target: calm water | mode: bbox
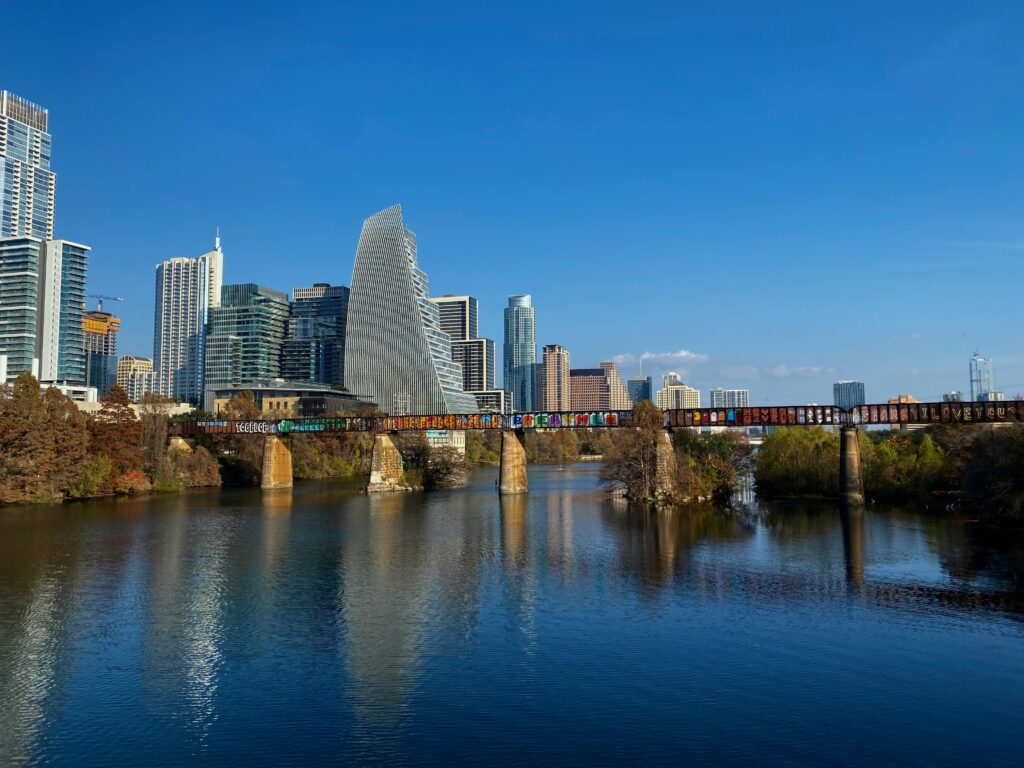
[1,465,1023,767]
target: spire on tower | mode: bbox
[215,227,221,251]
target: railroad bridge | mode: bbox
[169,400,1024,503]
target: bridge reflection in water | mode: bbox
[0,468,1022,764]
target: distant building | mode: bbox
[0,236,89,384]
[452,337,495,392]
[39,382,96,403]
[472,389,509,414]
[425,429,467,455]
[888,394,918,404]
[204,379,370,417]
[0,91,55,240]
[833,380,866,412]
[83,310,120,395]
[570,361,631,410]
[344,205,477,414]
[205,283,289,388]
[662,371,683,389]
[627,376,652,404]
[117,355,155,403]
[657,382,700,410]
[942,391,963,402]
[153,236,223,404]
[709,388,749,409]
[281,283,349,388]
[539,344,571,411]
[504,294,537,412]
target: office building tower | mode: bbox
[451,337,495,392]
[968,353,1004,401]
[280,283,349,387]
[628,376,653,404]
[152,236,223,404]
[663,371,683,389]
[570,361,631,411]
[504,294,537,412]
[472,389,509,414]
[942,391,964,402]
[0,236,88,384]
[0,91,55,240]
[833,380,866,412]
[429,295,478,342]
[657,382,701,410]
[539,344,571,411]
[205,283,289,387]
[117,355,155,402]
[709,388,749,409]
[83,309,119,395]
[344,205,478,414]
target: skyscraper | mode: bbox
[709,388,749,409]
[117,355,155,403]
[570,361,630,410]
[656,382,700,409]
[833,380,865,412]
[205,283,289,387]
[281,283,349,387]
[83,309,120,395]
[152,236,223,403]
[0,236,89,384]
[504,294,536,412]
[0,91,55,240]
[539,344,571,411]
[969,353,1004,401]
[627,376,653,404]
[663,371,683,389]
[344,205,478,414]
[429,295,478,341]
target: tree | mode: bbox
[86,385,146,494]
[210,391,265,485]
[602,400,666,502]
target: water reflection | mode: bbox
[0,470,1022,765]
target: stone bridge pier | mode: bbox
[655,429,678,502]
[262,434,293,489]
[839,426,865,507]
[499,429,528,494]
[367,433,415,493]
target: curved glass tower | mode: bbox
[345,205,478,415]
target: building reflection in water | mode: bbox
[546,489,574,576]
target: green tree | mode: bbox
[86,385,146,495]
[602,400,666,501]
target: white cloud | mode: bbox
[769,365,834,379]
[611,349,709,367]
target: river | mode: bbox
[0,464,1022,766]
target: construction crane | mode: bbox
[87,294,124,313]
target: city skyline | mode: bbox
[3,4,1023,403]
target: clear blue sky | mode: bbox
[5,1,1023,403]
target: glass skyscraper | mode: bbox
[628,376,653,404]
[205,283,289,387]
[345,205,478,415]
[0,91,55,240]
[833,380,866,412]
[83,309,120,395]
[709,388,749,408]
[503,294,536,412]
[281,283,349,387]
[153,237,223,404]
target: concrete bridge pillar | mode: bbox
[499,429,528,494]
[839,426,865,507]
[654,429,678,502]
[367,434,413,493]
[261,434,293,490]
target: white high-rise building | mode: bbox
[657,382,700,409]
[0,91,56,240]
[152,235,223,404]
[709,388,749,409]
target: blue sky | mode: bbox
[4,1,1023,403]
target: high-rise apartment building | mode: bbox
[628,376,653,404]
[344,205,478,414]
[709,388,749,409]
[152,237,223,404]
[281,283,349,387]
[429,295,478,342]
[0,236,88,384]
[205,283,289,387]
[0,91,55,240]
[833,380,866,412]
[657,382,700,410]
[504,294,536,412]
[539,344,571,411]
[663,371,683,389]
[83,309,119,395]
[569,361,630,411]
[451,338,495,392]
[116,355,155,402]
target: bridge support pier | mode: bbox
[499,429,528,494]
[654,429,678,503]
[839,426,865,507]
[367,434,414,493]
[261,434,293,490]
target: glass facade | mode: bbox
[833,380,866,411]
[628,376,652,404]
[205,283,289,387]
[344,205,478,415]
[0,237,41,381]
[709,387,749,409]
[83,310,119,395]
[281,283,349,387]
[0,91,55,240]
[503,294,536,412]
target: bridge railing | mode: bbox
[168,401,1024,437]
